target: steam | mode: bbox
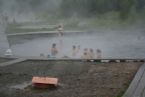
[0,0,62,23]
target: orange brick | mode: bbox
[32,76,58,86]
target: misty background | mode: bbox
[0,0,144,25]
[0,0,145,58]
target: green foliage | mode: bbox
[118,0,134,19]
[0,0,144,20]
[60,0,145,19]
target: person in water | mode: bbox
[51,43,58,57]
[57,24,64,48]
[84,48,89,55]
[88,48,95,59]
[81,52,89,59]
[81,48,89,59]
[72,45,77,58]
[96,49,102,59]
[57,24,64,37]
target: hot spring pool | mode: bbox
[10,30,145,59]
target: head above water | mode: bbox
[58,24,63,28]
[96,49,101,53]
[52,43,56,48]
[72,45,76,49]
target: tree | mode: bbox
[118,0,134,19]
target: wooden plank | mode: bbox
[132,67,145,97]
[0,58,26,67]
[123,63,145,97]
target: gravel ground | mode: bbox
[0,60,142,97]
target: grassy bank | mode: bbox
[5,11,145,34]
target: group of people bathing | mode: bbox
[40,24,102,59]
[48,43,102,59]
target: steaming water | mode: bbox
[11,30,145,59]
[0,24,10,55]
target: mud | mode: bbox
[0,60,142,97]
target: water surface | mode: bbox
[11,30,145,58]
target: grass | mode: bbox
[6,27,56,33]
[5,11,145,34]
[5,23,57,34]
[60,11,145,30]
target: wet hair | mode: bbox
[97,49,101,53]
[72,45,76,49]
[52,43,56,47]
[58,24,62,28]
